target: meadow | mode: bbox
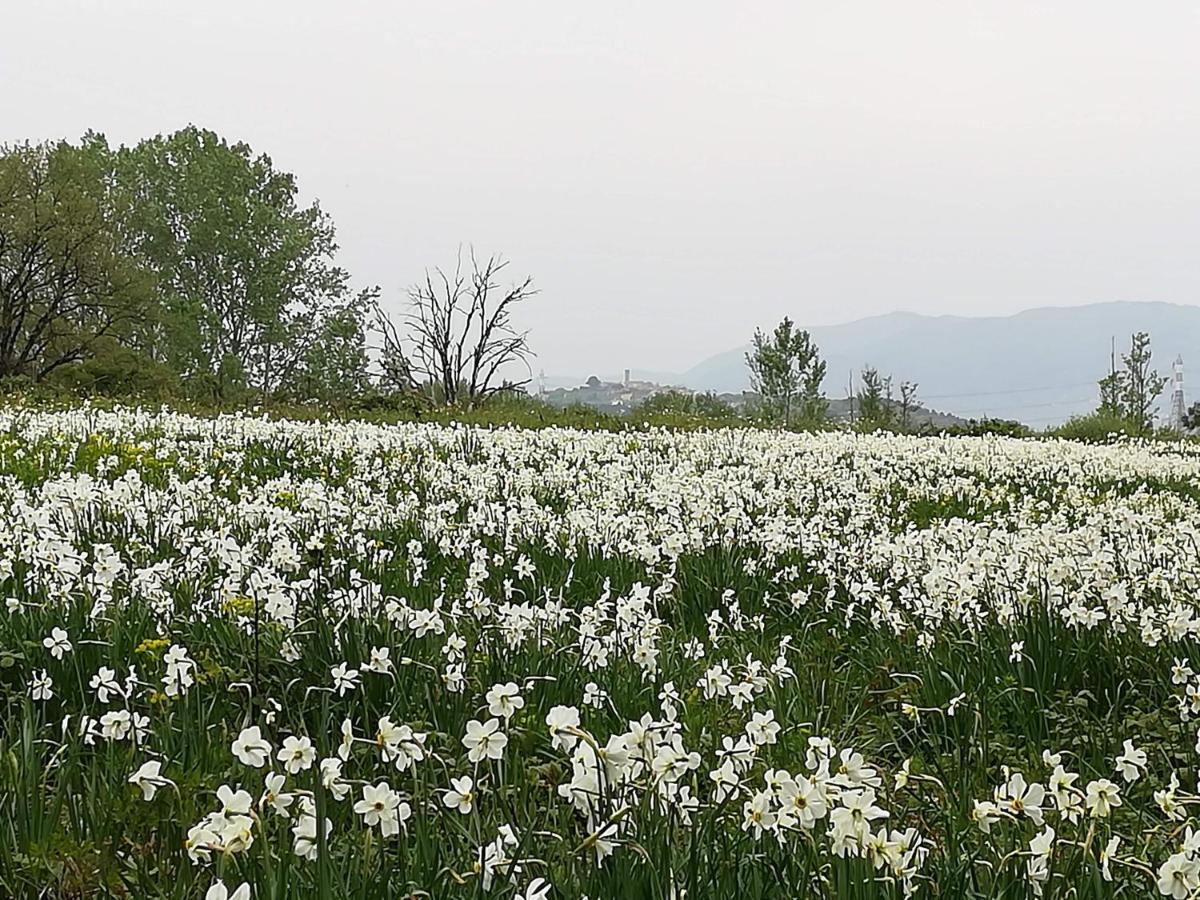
[2,408,1200,899]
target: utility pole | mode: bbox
[847,370,856,425]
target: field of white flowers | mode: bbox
[4,409,1200,898]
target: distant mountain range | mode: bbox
[551,302,1200,425]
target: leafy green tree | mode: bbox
[856,366,896,430]
[114,126,364,396]
[745,317,827,424]
[294,290,376,402]
[0,140,153,379]
[1119,332,1166,435]
[1094,332,1166,435]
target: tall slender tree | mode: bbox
[1119,331,1166,435]
[745,317,827,424]
[856,366,895,430]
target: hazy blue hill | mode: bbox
[680,302,1200,424]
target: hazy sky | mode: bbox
[4,1,1199,376]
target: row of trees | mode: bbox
[0,128,536,405]
[744,316,922,431]
[747,322,1189,437]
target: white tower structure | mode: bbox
[1170,355,1186,430]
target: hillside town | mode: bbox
[538,370,970,427]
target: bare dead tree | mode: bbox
[375,248,536,406]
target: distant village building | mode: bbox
[543,373,680,413]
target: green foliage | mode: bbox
[288,289,378,405]
[855,366,896,431]
[1048,411,1140,442]
[1182,401,1200,432]
[44,337,178,399]
[113,126,366,397]
[0,138,154,379]
[929,417,1032,438]
[1094,332,1167,435]
[1,128,386,404]
[744,317,827,425]
[633,390,739,424]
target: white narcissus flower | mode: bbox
[292,809,332,861]
[583,682,607,709]
[205,882,251,900]
[89,666,122,703]
[1029,824,1054,858]
[462,718,508,763]
[745,709,780,746]
[1100,835,1119,882]
[485,682,525,720]
[1115,738,1147,783]
[546,706,580,752]
[232,725,272,768]
[1156,773,1184,821]
[971,800,1000,834]
[741,789,777,838]
[517,878,552,900]
[320,757,351,801]
[443,775,475,814]
[366,646,393,674]
[30,669,53,702]
[330,662,360,696]
[43,627,72,660]
[1084,779,1122,818]
[217,784,254,816]
[995,771,1046,825]
[278,735,317,774]
[128,759,172,801]
[280,640,302,663]
[1159,852,1200,899]
[162,645,195,697]
[337,717,355,761]
[709,758,740,803]
[779,774,828,830]
[261,772,294,818]
[353,781,410,837]
[99,710,132,741]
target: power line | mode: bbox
[950,396,1095,414]
[919,381,1098,401]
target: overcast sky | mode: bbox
[4,1,1199,376]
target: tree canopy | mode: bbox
[0,139,153,379]
[745,317,827,424]
[0,127,539,407]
